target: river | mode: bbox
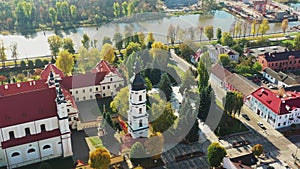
[0,10,299,59]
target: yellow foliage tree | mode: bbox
[88,147,111,169]
[100,43,115,64]
[56,50,74,75]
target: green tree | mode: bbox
[145,77,153,90]
[235,64,251,75]
[60,1,69,21]
[221,32,234,47]
[113,2,121,18]
[0,41,6,68]
[198,59,209,91]
[121,2,128,16]
[100,43,115,64]
[144,132,164,159]
[126,42,141,57]
[207,142,227,168]
[294,34,300,50]
[204,25,214,41]
[35,59,44,68]
[15,1,34,29]
[17,73,25,82]
[198,85,212,120]
[48,35,62,57]
[180,69,196,94]
[258,18,270,37]
[82,33,90,49]
[151,102,177,132]
[216,28,222,42]
[70,5,77,20]
[232,44,243,56]
[224,91,244,116]
[20,60,26,68]
[252,62,262,72]
[56,50,74,75]
[130,142,146,166]
[102,36,112,45]
[48,7,57,27]
[218,54,230,67]
[28,60,34,69]
[77,47,101,72]
[251,19,258,36]
[110,87,129,118]
[113,32,123,54]
[88,147,111,169]
[127,1,134,16]
[252,144,264,157]
[281,18,289,34]
[62,38,75,54]
[0,76,7,84]
[159,73,172,101]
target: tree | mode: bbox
[0,41,6,68]
[187,27,196,40]
[100,43,115,64]
[251,19,258,36]
[35,59,44,68]
[281,19,289,34]
[151,102,177,133]
[180,69,196,94]
[221,32,234,47]
[28,60,34,69]
[88,147,111,169]
[258,19,270,37]
[252,144,264,157]
[56,50,74,75]
[10,42,18,67]
[235,64,251,75]
[113,2,121,18]
[158,73,172,101]
[20,60,26,68]
[145,77,153,90]
[63,38,75,54]
[102,36,112,45]
[198,60,209,92]
[17,73,25,82]
[294,34,300,50]
[207,142,227,168]
[82,33,90,49]
[204,26,214,41]
[216,28,222,42]
[147,32,155,48]
[48,35,62,57]
[130,142,146,166]
[110,87,129,118]
[144,132,164,159]
[0,76,7,84]
[218,54,230,67]
[113,32,123,54]
[224,91,244,116]
[121,2,128,16]
[197,26,204,42]
[125,42,141,57]
[198,85,212,120]
[252,62,262,72]
[232,44,243,56]
[77,47,101,72]
[49,7,57,27]
[167,24,176,44]
[70,5,77,20]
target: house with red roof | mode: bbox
[210,63,232,88]
[248,87,300,129]
[0,60,124,168]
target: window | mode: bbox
[70,91,72,94]
[283,122,286,125]
[90,88,92,92]
[9,131,15,139]
[96,87,98,91]
[83,96,86,100]
[110,78,113,81]
[275,63,278,66]
[83,89,85,93]
[90,95,93,99]
[43,145,51,149]
[114,84,116,88]
[41,124,46,132]
[76,98,79,101]
[25,128,31,136]
[67,109,70,112]
[103,86,105,90]
[75,91,78,94]
[139,119,143,127]
[139,95,142,101]
[103,93,105,97]
[108,86,110,89]
[278,123,281,126]
[11,152,20,157]
[139,108,142,114]
[27,149,36,153]
[73,117,77,120]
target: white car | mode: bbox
[257,122,266,130]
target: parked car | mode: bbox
[242,114,250,121]
[257,122,266,130]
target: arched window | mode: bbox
[139,119,143,127]
[43,145,51,149]
[139,95,142,101]
[27,148,36,153]
[139,108,142,114]
[11,152,20,157]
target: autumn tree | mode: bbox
[147,32,155,48]
[82,33,90,49]
[0,41,6,68]
[125,42,141,57]
[221,32,234,47]
[48,35,62,57]
[0,76,7,84]
[110,87,129,118]
[56,50,74,75]
[252,144,264,157]
[207,142,227,168]
[294,34,300,50]
[100,43,115,64]
[251,19,258,36]
[204,25,214,41]
[259,18,270,37]
[113,2,121,18]
[77,47,101,72]
[88,147,111,169]
[281,19,289,34]
[62,38,75,54]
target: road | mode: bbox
[171,50,300,168]
[170,49,196,72]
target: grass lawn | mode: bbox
[88,136,104,148]
[214,112,249,137]
[16,157,74,169]
[168,63,185,80]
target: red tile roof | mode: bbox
[210,64,232,81]
[91,60,122,77]
[61,72,106,89]
[0,88,58,128]
[40,64,65,79]
[252,87,300,115]
[1,129,61,149]
[0,79,48,96]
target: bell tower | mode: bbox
[127,62,149,139]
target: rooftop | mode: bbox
[210,63,232,81]
[261,50,300,62]
[246,46,286,57]
[227,73,259,96]
[263,67,297,85]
